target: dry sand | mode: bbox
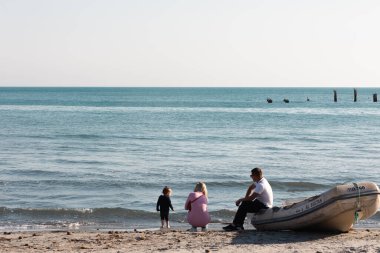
[1,228,379,253]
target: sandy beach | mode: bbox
[1,228,379,253]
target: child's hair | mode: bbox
[194,182,208,198]
[162,186,172,196]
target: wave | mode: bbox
[0,207,160,226]
[270,181,330,192]
[3,206,377,221]
[119,180,330,191]
[204,180,332,192]
[1,207,378,230]
[54,159,109,165]
[204,181,252,188]
[2,178,332,192]
[55,134,104,140]
[0,207,235,224]
[1,105,380,116]
[199,180,334,193]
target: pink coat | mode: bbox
[184,192,211,227]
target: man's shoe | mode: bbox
[222,224,235,231]
[222,224,244,231]
[236,226,244,231]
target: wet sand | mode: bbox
[1,228,380,252]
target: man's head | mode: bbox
[250,167,263,182]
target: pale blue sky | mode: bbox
[1,0,380,87]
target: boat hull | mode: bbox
[251,182,380,232]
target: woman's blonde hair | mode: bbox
[194,182,208,198]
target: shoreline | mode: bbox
[1,220,378,233]
[1,228,379,252]
[0,222,229,233]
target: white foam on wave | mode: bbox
[1,105,380,116]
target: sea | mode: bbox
[1,87,380,231]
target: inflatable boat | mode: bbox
[251,182,380,232]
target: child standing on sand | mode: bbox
[156,186,174,228]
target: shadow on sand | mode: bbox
[230,230,340,245]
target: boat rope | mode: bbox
[353,182,361,223]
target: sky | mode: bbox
[1,0,380,87]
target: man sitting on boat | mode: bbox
[223,167,273,231]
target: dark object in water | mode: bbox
[283,99,289,103]
[307,97,310,102]
[333,90,337,102]
[267,98,273,103]
[354,88,357,102]
[373,93,377,102]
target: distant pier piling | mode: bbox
[262,89,378,104]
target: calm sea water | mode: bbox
[0,87,379,230]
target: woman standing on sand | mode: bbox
[184,182,211,232]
